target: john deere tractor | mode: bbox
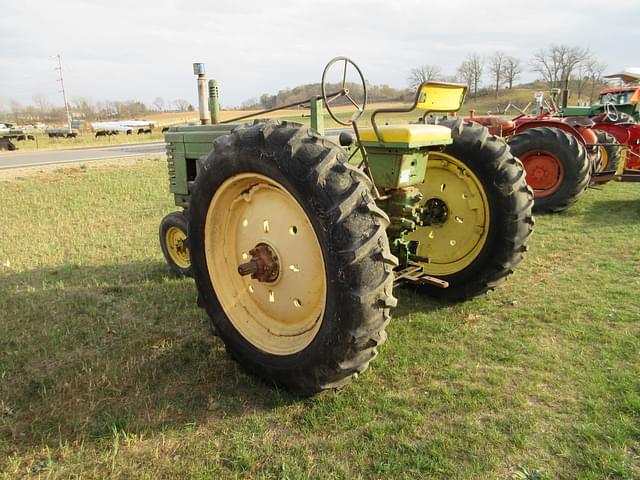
[160,58,533,395]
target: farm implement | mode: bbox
[561,83,640,181]
[159,58,533,394]
[465,83,640,212]
[0,123,35,151]
[466,112,595,212]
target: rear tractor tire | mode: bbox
[188,121,396,395]
[159,211,192,277]
[406,119,534,301]
[594,130,622,176]
[507,127,590,213]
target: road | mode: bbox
[0,142,166,170]
[0,128,350,170]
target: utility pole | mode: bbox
[54,54,72,131]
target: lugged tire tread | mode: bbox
[188,120,396,395]
[508,126,590,213]
[416,120,534,301]
[594,130,622,179]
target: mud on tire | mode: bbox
[188,121,397,395]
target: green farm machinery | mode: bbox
[0,123,35,151]
[159,58,533,394]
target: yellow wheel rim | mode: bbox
[598,145,609,172]
[204,173,327,355]
[407,152,490,276]
[166,226,191,269]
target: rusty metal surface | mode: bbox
[393,263,449,289]
[237,243,280,283]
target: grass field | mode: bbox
[1,158,639,479]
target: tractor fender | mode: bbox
[463,115,517,137]
[514,120,589,146]
[594,122,640,170]
[593,123,632,145]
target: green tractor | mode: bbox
[160,58,533,395]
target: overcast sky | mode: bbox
[1,0,638,109]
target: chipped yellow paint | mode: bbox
[204,173,326,355]
[407,152,490,276]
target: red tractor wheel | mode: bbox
[519,149,564,197]
[508,127,590,213]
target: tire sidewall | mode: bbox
[509,127,588,211]
[189,133,354,376]
[432,129,515,289]
[159,211,192,277]
[595,130,621,173]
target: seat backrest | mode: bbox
[367,81,467,142]
[415,82,467,113]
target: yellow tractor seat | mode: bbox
[358,123,452,147]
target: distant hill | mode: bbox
[239,82,556,117]
[238,82,414,110]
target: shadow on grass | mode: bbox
[0,261,298,452]
[394,286,458,315]
[0,260,454,453]
[584,198,640,225]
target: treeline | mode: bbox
[242,43,613,110]
[0,96,195,125]
[2,43,616,125]
[409,44,609,103]
[239,82,414,110]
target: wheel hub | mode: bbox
[166,226,190,268]
[205,173,327,355]
[521,151,563,195]
[405,154,490,276]
[238,242,280,283]
[422,198,449,226]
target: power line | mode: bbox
[54,54,72,131]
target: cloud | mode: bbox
[0,0,638,108]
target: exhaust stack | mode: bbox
[193,63,210,125]
[209,79,220,124]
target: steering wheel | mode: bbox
[604,102,619,123]
[321,57,367,126]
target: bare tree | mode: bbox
[408,64,443,89]
[573,62,588,101]
[488,51,506,98]
[587,60,607,104]
[457,53,483,97]
[153,97,166,112]
[71,96,95,120]
[173,99,191,112]
[240,97,258,109]
[531,44,592,89]
[104,101,119,118]
[32,94,50,120]
[95,101,115,119]
[9,100,22,124]
[457,62,473,90]
[503,56,522,89]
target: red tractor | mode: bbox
[465,112,599,212]
[562,82,640,179]
[594,118,640,173]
